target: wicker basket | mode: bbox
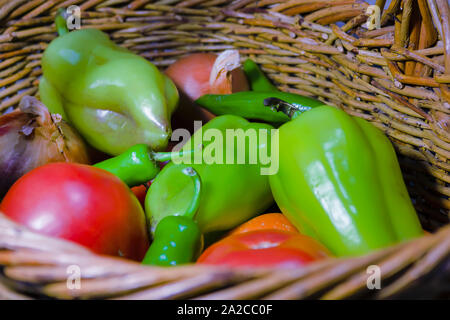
[0,0,449,300]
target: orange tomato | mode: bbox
[229,213,298,236]
[197,230,330,268]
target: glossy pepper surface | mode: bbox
[95,146,203,266]
[142,166,203,266]
[146,115,275,234]
[195,59,326,124]
[93,144,193,187]
[39,12,178,155]
[195,91,323,124]
[142,216,203,266]
[267,104,423,256]
[242,59,278,92]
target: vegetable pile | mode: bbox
[0,11,425,268]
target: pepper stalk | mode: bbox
[263,97,312,120]
[55,8,69,36]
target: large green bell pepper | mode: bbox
[146,115,275,234]
[266,103,424,256]
[39,11,178,155]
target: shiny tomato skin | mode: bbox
[197,230,330,268]
[131,184,148,209]
[229,213,298,236]
[206,247,315,268]
[1,162,149,260]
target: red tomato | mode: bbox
[131,185,148,209]
[131,158,169,209]
[197,230,330,268]
[1,163,149,260]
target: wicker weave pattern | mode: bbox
[0,0,449,227]
[0,0,449,299]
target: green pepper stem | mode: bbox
[94,144,159,187]
[153,149,196,162]
[263,97,311,120]
[243,59,278,92]
[180,166,202,220]
[55,8,69,36]
[94,144,200,187]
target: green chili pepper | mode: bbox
[39,10,178,155]
[243,59,278,92]
[95,148,203,266]
[196,59,325,123]
[142,215,203,266]
[264,100,424,256]
[146,115,275,235]
[195,91,325,124]
[93,144,194,187]
[142,166,203,266]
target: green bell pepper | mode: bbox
[265,101,424,256]
[39,11,178,155]
[146,115,275,235]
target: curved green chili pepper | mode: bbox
[93,144,195,187]
[96,153,204,266]
[243,59,278,92]
[142,166,203,267]
[142,215,203,267]
[195,91,325,124]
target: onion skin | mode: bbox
[166,51,249,132]
[0,96,89,197]
[166,53,217,102]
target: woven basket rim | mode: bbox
[1,212,449,300]
[0,0,449,299]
